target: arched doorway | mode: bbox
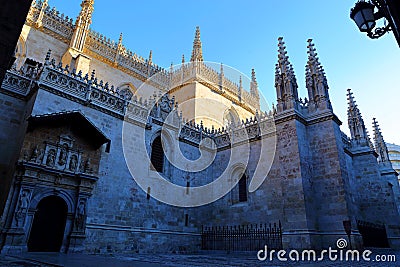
[28,196,68,252]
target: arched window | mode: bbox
[238,174,247,202]
[117,83,135,100]
[223,108,239,127]
[14,36,27,69]
[150,136,164,173]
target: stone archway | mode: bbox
[27,195,68,252]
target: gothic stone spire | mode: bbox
[238,76,242,102]
[70,0,94,52]
[373,118,391,164]
[190,26,203,62]
[275,37,299,113]
[347,89,369,146]
[250,68,259,99]
[148,50,153,64]
[305,39,332,111]
[34,0,49,28]
[118,32,123,47]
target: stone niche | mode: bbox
[1,111,109,254]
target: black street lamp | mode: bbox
[350,0,400,46]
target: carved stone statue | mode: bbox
[75,200,86,231]
[84,158,92,173]
[29,145,39,162]
[159,96,172,113]
[14,189,31,227]
[58,145,68,166]
[79,159,85,173]
[46,149,56,167]
[19,190,30,211]
[69,155,78,171]
[37,148,44,164]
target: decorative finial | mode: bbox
[250,68,259,99]
[149,50,153,64]
[70,0,95,51]
[251,68,257,83]
[306,38,327,83]
[347,89,367,142]
[277,37,289,70]
[305,39,331,111]
[182,54,185,64]
[347,88,357,112]
[238,76,242,101]
[190,26,203,62]
[366,129,375,151]
[373,118,391,164]
[90,69,96,81]
[118,32,123,45]
[274,37,299,113]
[276,37,296,81]
[44,49,52,65]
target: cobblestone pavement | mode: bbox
[1,249,400,267]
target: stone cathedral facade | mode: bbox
[1,0,400,254]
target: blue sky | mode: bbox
[50,0,400,144]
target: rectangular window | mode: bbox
[238,175,247,202]
[147,187,151,200]
[186,181,190,195]
[185,214,189,227]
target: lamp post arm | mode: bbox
[367,24,391,38]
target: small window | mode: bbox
[147,187,151,200]
[185,214,189,227]
[105,141,111,153]
[238,174,247,202]
[150,136,164,173]
[186,181,190,195]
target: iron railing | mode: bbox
[201,221,282,251]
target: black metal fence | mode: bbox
[201,221,283,251]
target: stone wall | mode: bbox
[0,88,37,235]
[305,118,352,248]
[27,88,204,253]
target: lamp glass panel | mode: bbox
[361,7,375,31]
[354,11,365,28]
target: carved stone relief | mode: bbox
[14,189,32,227]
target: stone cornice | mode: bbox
[17,161,99,183]
[274,108,342,127]
[0,70,38,100]
[347,146,378,158]
[306,111,342,126]
[274,109,307,125]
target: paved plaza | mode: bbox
[1,249,400,267]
